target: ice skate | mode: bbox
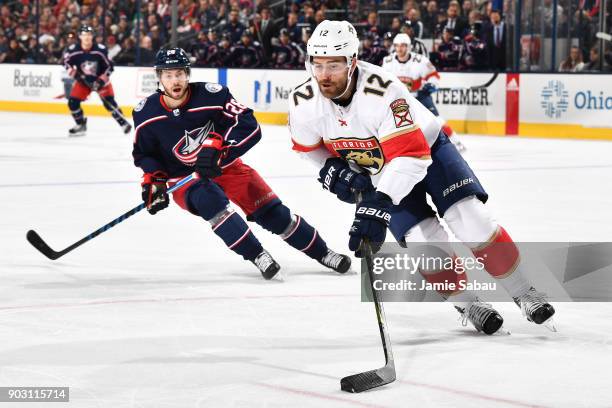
[318,248,352,274]
[253,250,282,281]
[513,287,556,331]
[68,119,87,137]
[456,300,506,335]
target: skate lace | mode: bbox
[460,301,494,329]
[321,250,343,269]
[254,251,274,271]
[516,289,548,318]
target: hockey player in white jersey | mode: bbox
[382,33,465,152]
[288,20,556,334]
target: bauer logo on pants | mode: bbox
[327,137,385,175]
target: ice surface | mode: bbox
[1,112,612,407]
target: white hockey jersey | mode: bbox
[288,61,442,204]
[382,52,440,95]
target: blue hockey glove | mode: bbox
[318,158,374,204]
[348,192,392,257]
[421,82,437,95]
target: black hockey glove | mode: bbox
[141,171,169,215]
[318,158,374,204]
[348,192,393,257]
[195,132,225,179]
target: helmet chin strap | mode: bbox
[332,57,356,100]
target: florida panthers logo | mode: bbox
[80,60,98,76]
[172,121,215,165]
[328,137,385,175]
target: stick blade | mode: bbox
[340,366,396,393]
[26,230,61,260]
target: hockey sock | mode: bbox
[280,214,327,260]
[471,226,532,298]
[68,97,85,125]
[210,207,263,262]
[252,203,327,260]
[101,96,127,126]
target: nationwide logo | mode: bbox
[540,80,569,118]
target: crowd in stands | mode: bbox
[0,0,610,71]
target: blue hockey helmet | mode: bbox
[154,48,191,75]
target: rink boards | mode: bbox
[1,63,611,140]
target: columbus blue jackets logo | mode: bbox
[80,60,98,76]
[172,121,215,165]
[328,137,385,175]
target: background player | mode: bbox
[382,33,465,152]
[63,25,131,137]
[133,48,351,280]
[288,20,555,333]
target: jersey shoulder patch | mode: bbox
[205,82,223,93]
[134,97,147,112]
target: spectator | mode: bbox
[559,46,585,72]
[462,21,488,71]
[191,30,209,66]
[441,0,468,37]
[432,26,462,70]
[114,36,135,65]
[285,12,301,44]
[402,21,429,56]
[421,0,439,37]
[484,9,506,70]
[257,6,278,62]
[139,35,156,65]
[221,8,246,44]
[107,35,121,60]
[585,46,609,71]
[364,11,382,36]
[358,32,388,65]
[271,28,298,69]
[226,31,262,68]
[388,17,402,38]
[0,33,10,63]
[404,8,424,38]
[4,38,26,63]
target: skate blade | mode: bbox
[68,132,86,137]
[542,318,557,332]
[272,269,286,282]
[494,325,511,336]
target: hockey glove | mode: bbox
[141,171,169,215]
[419,83,437,96]
[195,132,225,179]
[318,158,374,204]
[348,192,392,257]
[91,78,105,91]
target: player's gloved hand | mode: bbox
[195,132,225,179]
[91,78,105,91]
[420,83,437,95]
[141,171,169,215]
[348,192,393,257]
[318,158,374,204]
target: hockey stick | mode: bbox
[596,32,612,42]
[340,193,396,393]
[437,71,499,92]
[26,173,195,260]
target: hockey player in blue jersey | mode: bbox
[132,48,351,279]
[63,25,131,137]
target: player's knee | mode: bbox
[68,97,81,111]
[251,202,292,234]
[404,217,454,255]
[187,181,230,221]
[444,196,497,245]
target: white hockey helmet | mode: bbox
[393,33,411,46]
[307,20,360,64]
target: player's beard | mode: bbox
[317,76,349,99]
[164,81,188,101]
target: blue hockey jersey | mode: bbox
[63,42,113,84]
[132,82,262,177]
